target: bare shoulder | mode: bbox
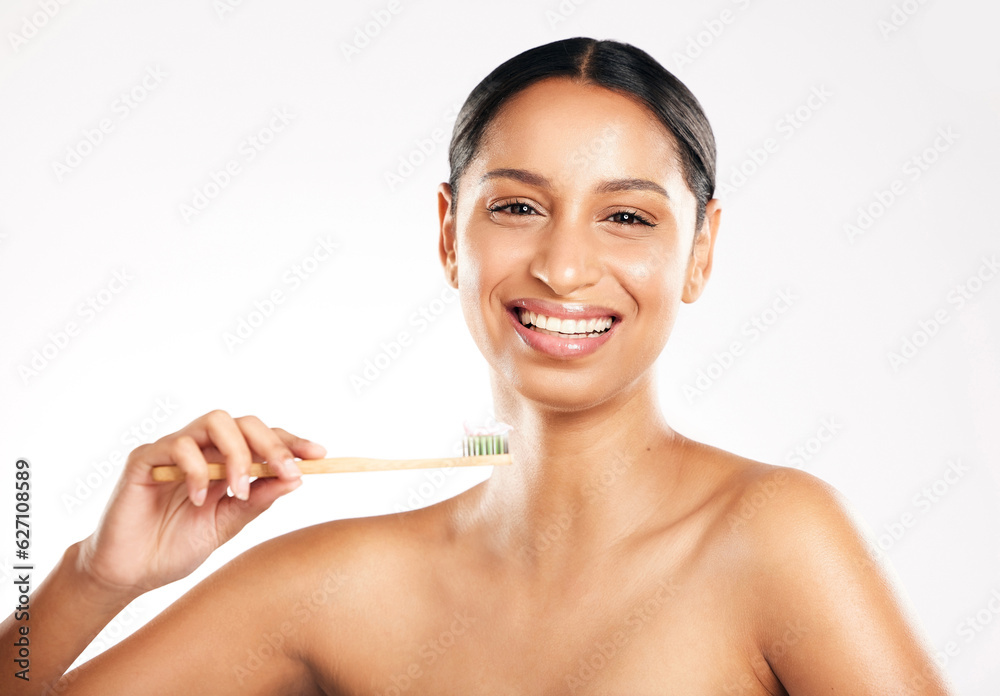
[714,453,857,539]
[255,505,436,578]
[693,442,955,695]
[699,445,896,618]
[675,437,861,536]
[249,503,445,617]
[243,505,451,675]
[61,509,442,695]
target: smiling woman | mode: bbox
[1,37,957,696]
[440,67,718,403]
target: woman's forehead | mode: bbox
[471,78,684,192]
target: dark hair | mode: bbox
[447,37,717,230]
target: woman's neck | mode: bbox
[470,369,690,577]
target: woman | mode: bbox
[3,37,954,695]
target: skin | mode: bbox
[1,77,956,695]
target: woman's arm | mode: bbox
[54,530,329,696]
[0,540,139,691]
[0,410,322,695]
[749,468,956,695]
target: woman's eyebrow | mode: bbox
[594,177,669,199]
[479,168,669,199]
[479,168,550,188]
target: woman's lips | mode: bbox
[507,297,620,321]
[505,305,619,359]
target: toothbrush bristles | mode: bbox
[462,433,509,457]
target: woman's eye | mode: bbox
[487,201,654,227]
[608,210,654,227]
[489,201,537,216]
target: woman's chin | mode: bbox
[495,368,635,414]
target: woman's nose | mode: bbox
[527,216,602,296]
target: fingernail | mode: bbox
[283,458,301,478]
[236,474,250,501]
[192,487,207,507]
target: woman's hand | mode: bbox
[76,410,325,598]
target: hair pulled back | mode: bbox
[447,37,717,229]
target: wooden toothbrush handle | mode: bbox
[150,454,512,482]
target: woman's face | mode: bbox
[438,77,719,411]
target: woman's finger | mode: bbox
[271,427,327,460]
[182,410,254,501]
[129,412,324,499]
[167,435,212,506]
[234,415,299,480]
[200,429,325,465]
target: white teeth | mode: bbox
[516,308,614,336]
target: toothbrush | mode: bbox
[150,432,511,482]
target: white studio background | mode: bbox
[1,0,998,690]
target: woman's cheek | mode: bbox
[616,247,684,334]
[457,252,483,319]
[456,238,500,349]
[618,239,679,285]
[621,258,654,282]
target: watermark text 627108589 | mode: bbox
[12,458,33,682]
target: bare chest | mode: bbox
[316,558,784,696]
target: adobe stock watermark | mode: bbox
[17,267,134,385]
[80,603,147,660]
[232,569,349,685]
[910,585,1000,691]
[384,102,460,193]
[922,583,1000,678]
[7,0,72,53]
[722,619,808,695]
[179,106,295,224]
[61,397,179,514]
[213,0,247,20]
[844,126,959,244]
[517,449,637,562]
[340,0,402,63]
[378,610,476,696]
[887,254,998,372]
[52,65,167,182]
[682,287,798,404]
[716,84,832,198]
[871,458,969,558]
[183,454,311,556]
[565,577,681,693]
[49,601,150,694]
[392,467,458,513]
[392,436,464,513]
[784,417,843,470]
[671,0,755,71]
[725,467,791,532]
[877,0,931,39]
[544,0,591,30]
[350,283,458,394]
[538,122,625,194]
[955,586,1000,645]
[222,234,341,353]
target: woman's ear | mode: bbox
[438,182,459,289]
[682,198,721,303]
